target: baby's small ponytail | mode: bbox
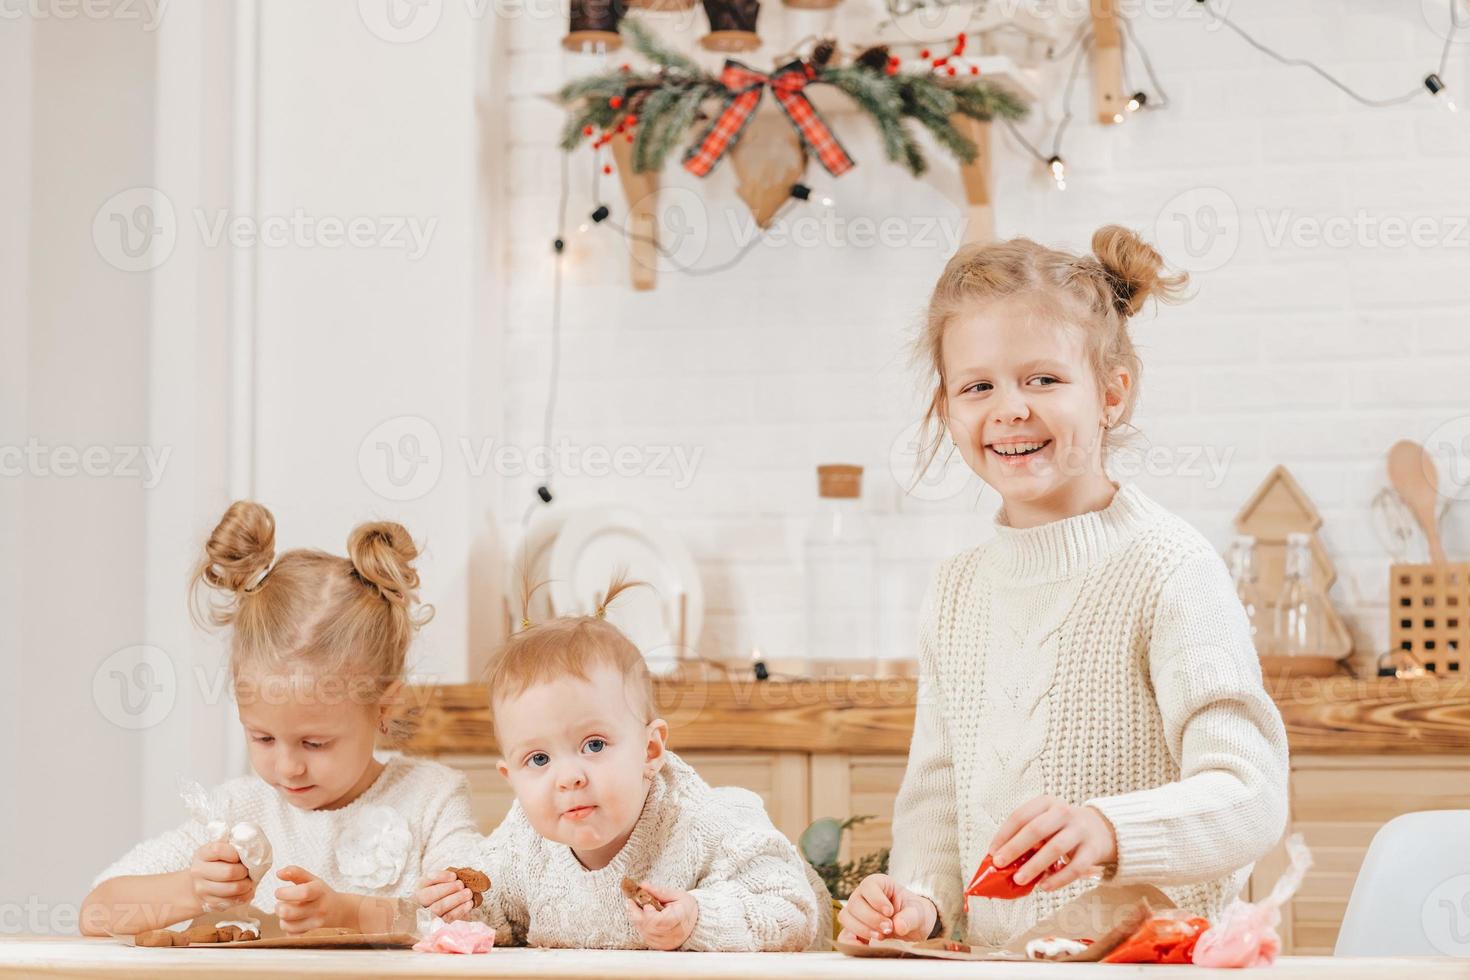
[1090,224,1190,318]
[595,572,647,619]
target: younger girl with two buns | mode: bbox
[82,502,483,937]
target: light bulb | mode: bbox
[1047,155,1066,190]
[1425,73,1458,113]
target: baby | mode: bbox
[415,578,831,951]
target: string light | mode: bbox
[533,150,574,519]
[1000,32,1091,190]
[1194,0,1465,109]
[789,183,836,208]
[1047,155,1066,191]
[1425,72,1458,112]
[560,173,829,281]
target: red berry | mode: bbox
[582,125,594,136]
[970,65,979,75]
[625,133,634,142]
[619,63,630,72]
[920,48,930,59]
[932,57,946,67]
[947,65,956,76]
[609,95,623,109]
[626,115,638,126]
[603,164,613,175]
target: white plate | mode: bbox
[547,506,703,673]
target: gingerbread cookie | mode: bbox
[183,922,259,944]
[620,877,665,912]
[135,929,190,947]
[447,866,490,909]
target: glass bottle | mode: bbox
[1228,534,1270,655]
[804,464,877,666]
[1273,532,1324,657]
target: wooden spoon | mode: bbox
[1388,440,1448,564]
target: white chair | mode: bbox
[1335,810,1470,957]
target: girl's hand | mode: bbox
[188,840,257,912]
[988,795,1118,893]
[837,873,937,944]
[623,882,698,951]
[415,869,475,923]
[274,866,348,935]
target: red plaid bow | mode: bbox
[684,60,855,178]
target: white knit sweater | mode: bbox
[888,482,1290,947]
[92,756,483,914]
[470,752,831,951]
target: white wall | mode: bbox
[497,1,1470,663]
[2,0,497,928]
[0,4,34,919]
[3,5,157,929]
[251,0,494,686]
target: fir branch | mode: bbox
[901,138,927,176]
[559,100,624,152]
[630,85,684,172]
[621,17,704,77]
[557,73,631,107]
[948,80,1029,122]
[898,74,958,121]
[819,66,926,175]
[896,76,976,165]
[812,848,891,901]
[650,84,713,171]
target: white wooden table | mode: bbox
[1,938,1467,979]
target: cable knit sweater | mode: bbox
[470,752,831,951]
[91,756,483,914]
[887,482,1290,947]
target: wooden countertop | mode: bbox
[398,674,1470,757]
[4,938,1467,979]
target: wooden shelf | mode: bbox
[398,674,1470,757]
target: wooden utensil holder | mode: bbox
[1390,561,1470,674]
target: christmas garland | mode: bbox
[558,20,1028,178]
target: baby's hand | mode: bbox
[623,882,698,951]
[188,840,256,912]
[274,866,347,935]
[837,873,937,944]
[415,869,476,923]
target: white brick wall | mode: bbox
[495,1,1470,662]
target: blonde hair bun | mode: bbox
[347,521,425,613]
[1090,224,1189,318]
[200,500,276,597]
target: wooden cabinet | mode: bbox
[411,678,1470,956]
[441,747,1470,956]
[442,750,817,844]
[810,755,907,863]
[1247,754,1470,955]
